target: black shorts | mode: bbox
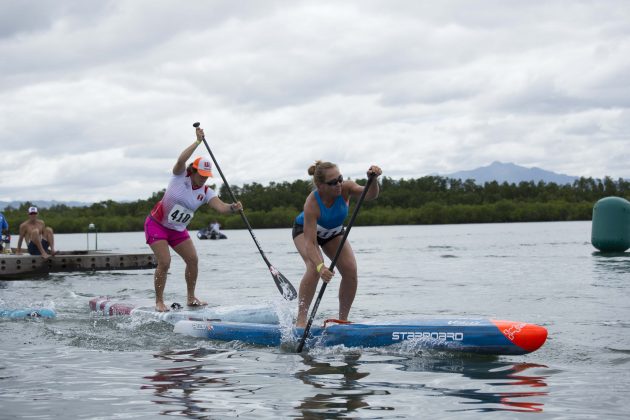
[28,239,50,255]
[292,223,345,247]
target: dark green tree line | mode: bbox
[1,176,627,233]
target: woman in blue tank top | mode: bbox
[293,161,382,327]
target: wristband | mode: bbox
[195,140,202,145]
[316,262,324,273]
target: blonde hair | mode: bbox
[308,161,338,186]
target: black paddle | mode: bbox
[296,173,376,352]
[193,122,297,300]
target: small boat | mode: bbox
[173,317,548,355]
[196,228,227,240]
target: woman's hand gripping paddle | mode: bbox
[193,122,297,300]
[296,174,376,352]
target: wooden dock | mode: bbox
[0,251,156,280]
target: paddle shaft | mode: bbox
[296,174,376,352]
[197,131,272,267]
[193,123,297,300]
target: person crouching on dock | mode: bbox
[145,126,242,312]
[16,207,56,259]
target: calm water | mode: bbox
[1,222,628,419]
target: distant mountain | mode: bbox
[444,161,578,185]
[0,200,92,211]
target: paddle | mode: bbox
[296,173,376,352]
[193,122,297,300]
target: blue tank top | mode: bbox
[295,191,348,238]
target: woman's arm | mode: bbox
[303,195,334,281]
[208,196,243,214]
[345,165,382,200]
[173,128,205,175]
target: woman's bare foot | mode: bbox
[155,301,170,312]
[187,297,207,307]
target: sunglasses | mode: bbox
[325,175,344,186]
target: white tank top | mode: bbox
[150,171,217,231]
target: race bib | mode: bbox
[316,224,343,239]
[168,204,194,228]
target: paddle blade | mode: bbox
[270,266,297,300]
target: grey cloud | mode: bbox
[0,0,108,38]
[2,1,630,202]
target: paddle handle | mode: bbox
[296,174,376,352]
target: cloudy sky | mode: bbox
[1,0,629,203]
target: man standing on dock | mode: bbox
[16,207,56,259]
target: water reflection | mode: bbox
[592,252,630,275]
[295,352,548,416]
[142,347,234,418]
[395,357,548,413]
[295,353,386,418]
[143,347,549,417]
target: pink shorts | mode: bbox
[144,216,191,248]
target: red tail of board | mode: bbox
[492,320,548,353]
[89,297,134,316]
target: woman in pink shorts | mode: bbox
[145,126,242,312]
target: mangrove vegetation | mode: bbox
[2,176,628,234]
